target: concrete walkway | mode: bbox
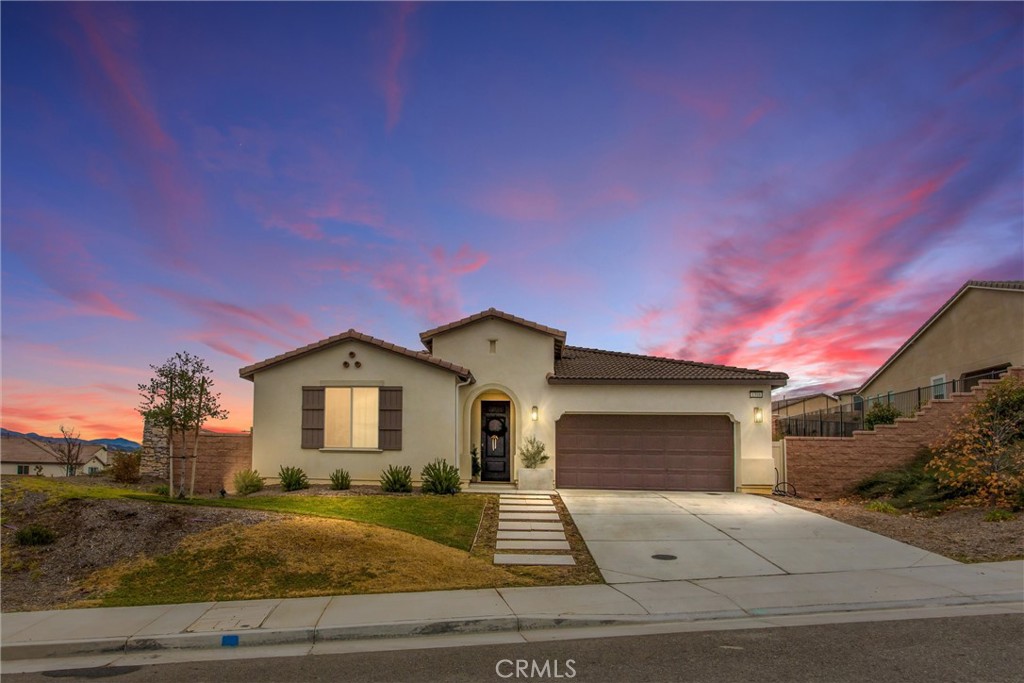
[560,490,957,583]
[3,561,1020,663]
[494,493,575,566]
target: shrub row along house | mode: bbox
[239,309,788,491]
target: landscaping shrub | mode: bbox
[109,451,142,484]
[16,525,56,546]
[864,500,899,515]
[470,446,481,480]
[150,484,170,496]
[984,509,1015,523]
[278,465,309,492]
[927,374,1024,507]
[420,459,462,495]
[855,448,955,512]
[864,403,902,430]
[518,436,549,468]
[380,464,413,493]
[233,468,264,495]
[329,468,351,491]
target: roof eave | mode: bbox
[547,377,788,387]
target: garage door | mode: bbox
[555,414,735,491]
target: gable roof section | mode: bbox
[420,308,567,355]
[549,346,788,386]
[0,437,106,465]
[771,392,838,410]
[239,329,474,382]
[858,280,1024,392]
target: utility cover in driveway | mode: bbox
[555,414,735,491]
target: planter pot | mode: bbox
[517,468,554,491]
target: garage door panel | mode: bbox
[557,414,734,491]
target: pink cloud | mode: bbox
[380,3,419,131]
[472,184,563,223]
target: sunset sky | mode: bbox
[2,3,1022,441]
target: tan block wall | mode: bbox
[140,425,252,494]
[784,368,1022,499]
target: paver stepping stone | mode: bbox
[498,521,564,531]
[499,504,556,511]
[496,540,571,551]
[494,554,576,566]
[496,530,567,541]
[498,512,560,521]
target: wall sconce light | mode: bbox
[753,407,764,424]
[531,406,539,421]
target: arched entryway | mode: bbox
[465,387,518,482]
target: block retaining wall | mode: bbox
[140,422,252,494]
[783,367,1022,499]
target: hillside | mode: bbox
[0,428,141,451]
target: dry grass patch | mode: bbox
[84,516,535,607]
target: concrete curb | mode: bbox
[4,592,1021,662]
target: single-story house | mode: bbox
[771,392,839,418]
[240,309,788,491]
[859,280,1024,401]
[0,436,109,477]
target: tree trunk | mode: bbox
[168,429,174,497]
[188,378,208,498]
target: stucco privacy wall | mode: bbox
[861,288,1024,397]
[140,424,252,493]
[251,339,459,483]
[785,369,1022,499]
[433,318,776,488]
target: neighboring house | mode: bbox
[240,308,788,492]
[859,280,1024,401]
[0,436,109,476]
[771,392,838,417]
[834,387,860,406]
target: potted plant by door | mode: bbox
[516,436,554,490]
[470,445,481,483]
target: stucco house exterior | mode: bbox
[240,309,788,491]
[0,437,109,477]
[771,392,839,418]
[859,280,1024,401]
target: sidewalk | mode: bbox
[3,560,1021,662]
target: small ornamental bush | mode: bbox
[984,509,1015,523]
[380,464,413,493]
[278,465,309,492]
[864,403,902,430]
[16,525,56,546]
[233,468,264,495]
[927,374,1024,507]
[518,436,549,469]
[864,500,899,515]
[421,459,462,495]
[110,451,142,484]
[150,484,170,496]
[329,468,351,491]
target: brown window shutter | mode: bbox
[301,387,325,449]
[378,386,402,451]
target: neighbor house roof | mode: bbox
[548,346,789,386]
[0,437,106,465]
[239,329,474,382]
[420,308,567,355]
[858,280,1024,393]
[771,392,838,411]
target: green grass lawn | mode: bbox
[4,477,486,550]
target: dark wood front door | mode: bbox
[480,401,510,482]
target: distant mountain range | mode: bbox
[0,428,141,451]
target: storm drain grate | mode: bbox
[651,554,678,561]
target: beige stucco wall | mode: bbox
[433,318,775,489]
[0,456,106,477]
[861,288,1024,398]
[251,339,460,484]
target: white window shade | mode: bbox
[324,387,379,449]
[352,387,379,448]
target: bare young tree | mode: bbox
[54,425,84,476]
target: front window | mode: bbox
[16,465,29,475]
[324,387,379,448]
[931,375,947,400]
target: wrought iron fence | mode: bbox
[776,368,1008,438]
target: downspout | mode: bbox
[455,375,473,470]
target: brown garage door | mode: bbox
[555,414,735,491]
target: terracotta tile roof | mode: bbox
[420,308,567,355]
[549,346,789,386]
[858,279,1024,392]
[0,437,107,465]
[239,329,474,381]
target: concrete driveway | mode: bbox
[559,490,958,584]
